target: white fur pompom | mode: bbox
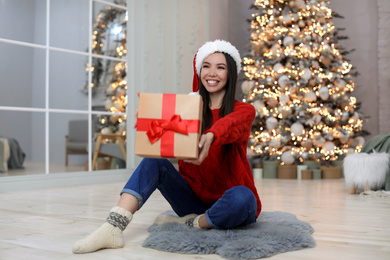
[344,152,390,190]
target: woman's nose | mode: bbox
[209,67,217,76]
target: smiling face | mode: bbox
[200,52,228,98]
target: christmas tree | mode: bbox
[85,1,127,135]
[241,0,369,165]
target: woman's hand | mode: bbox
[133,92,141,129]
[184,132,214,165]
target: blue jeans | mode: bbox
[121,158,257,229]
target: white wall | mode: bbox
[328,0,379,138]
[127,0,211,97]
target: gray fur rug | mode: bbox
[142,211,315,259]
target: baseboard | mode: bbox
[0,169,133,192]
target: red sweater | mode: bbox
[178,100,261,217]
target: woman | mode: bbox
[73,39,261,254]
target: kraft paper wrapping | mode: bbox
[135,93,203,159]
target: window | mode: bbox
[0,0,128,176]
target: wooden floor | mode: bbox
[0,178,389,260]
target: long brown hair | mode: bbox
[199,52,238,133]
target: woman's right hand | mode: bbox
[183,132,214,165]
[133,92,140,129]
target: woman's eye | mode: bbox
[218,66,226,70]
[202,65,209,69]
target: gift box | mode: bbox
[135,93,203,159]
[278,164,297,179]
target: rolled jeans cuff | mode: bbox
[205,211,220,229]
[121,188,144,209]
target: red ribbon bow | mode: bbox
[146,115,189,144]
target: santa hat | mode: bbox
[192,40,241,92]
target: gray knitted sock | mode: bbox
[185,214,202,229]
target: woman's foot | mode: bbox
[72,207,133,254]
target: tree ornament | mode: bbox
[252,42,263,54]
[241,80,255,95]
[283,36,294,47]
[110,115,119,124]
[291,122,304,136]
[253,100,265,111]
[322,141,336,154]
[313,114,322,124]
[101,127,112,134]
[313,136,326,147]
[280,107,292,118]
[279,94,290,105]
[271,43,281,52]
[282,14,292,24]
[356,136,365,147]
[319,55,332,66]
[105,99,114,110]
[338,132,350,144]
[295,0,306,9]
[335,79,346,90]
[324,130,333,141]
[118,121,126,133]
[301,44,311,54]
[273,63,284,73]
[281,150,295,165]
[266,117,278,130]
[304,91,317,102]
[301,151,309,160]
[106,85,116,95]
[342,112,349,121]
[278,75,290,88]
[267,97,279,107]
[114,101,123,111]
[269,139,281,148]
[302,68,312,80]
[301,139,313,149]
[266,77,274,85]
[116,87,125,97]
[332,93,340,100]
[312,60,320,69]
[319,86,330,100]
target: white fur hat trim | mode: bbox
[195,39,241,75]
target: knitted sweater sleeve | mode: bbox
[206,101,255,146]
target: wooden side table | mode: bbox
[92,133,127,170]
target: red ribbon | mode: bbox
[137,94,200,157]
[146,114,189,144]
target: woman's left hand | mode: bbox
[184,132,214,165]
